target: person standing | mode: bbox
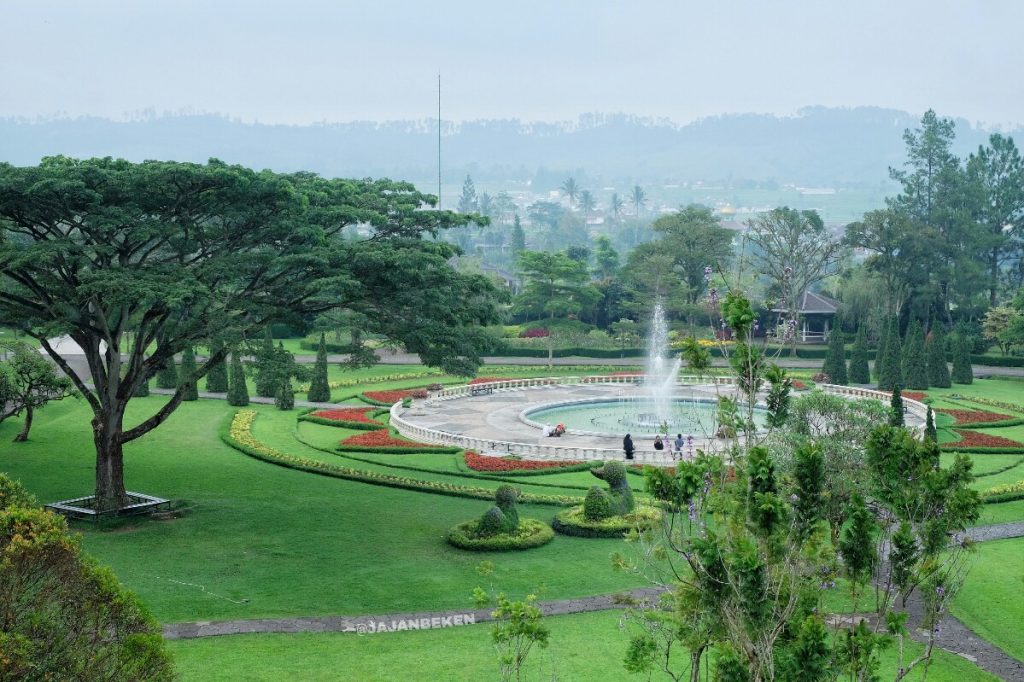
[673,433,684,459]
[623,433,635,460]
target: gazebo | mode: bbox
[770,290,839,343]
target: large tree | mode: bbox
[650,204,734,304]
[747,207,843,350]
[0,341,75,441]
[514,250,600,323]
[0,157,500,510]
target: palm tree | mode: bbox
[609,193,625,222]
[578,190,597,225]
[561,177,579,210]
[631,185,646,218]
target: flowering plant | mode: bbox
[308,408,383,425]
[943,429,1024,449]
[938,409,1014,425]
[464,451,583,472]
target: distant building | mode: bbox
[769,290,840,343]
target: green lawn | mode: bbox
[0,397,649,624]
[951,537,1024,663]
[168,609,999,682]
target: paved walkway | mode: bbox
[160,521,1024,679]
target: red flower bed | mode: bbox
[901,391,927,401]
[520,327,550,338]
[937,409,1014,424]
[341,429,432,448]
[309,408,382,425]
[612,372,643,377]
[363,390,415,404]
[469,377,513,385]
[792,380,809,390]
[946,430,1024,448]
[464,451,582,471]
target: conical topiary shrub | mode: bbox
[822,327,848,385]
[275,379,295,411]
[179,346,199,401]
[877,317,902,392]
[874,319,889,385]
[889,384,905,427]
[205,340,229,392]
[927,325,952,388]
[155,355,178,390]
[952,335,974,385]
[254,328,277,398]
[901,320,929,391]
[227,352,249,406]
[847,325,871,384]
[307,333,331,402]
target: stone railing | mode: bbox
[391,376,921,463]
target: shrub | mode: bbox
[179,346,199,401]
[583,486,613,520]
[927,325,952,388]
[226,352,249,407]
[205,340,230,393]
[952,335,974,384]
[551,505,662,538]
[0,475,175,681]
[847,326,871,384]
[446,518,555,551]
[307,333,331,402]
[822,329,848,385]
[155,355,177,390]
[410,389,429,399]
[590,461,635,516]
[275,380,295,410]
[877,316,902,391]
[901,320,929,390]
[520,327,550,338]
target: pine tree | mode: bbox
[901,320,929,390]
[511,214,526,254]
[924,407,937,442]
[227,352,249,406]
[822,327,848,385]
[889,384,905,427]
[155,355,178,390]
[927,325,952,388]
[878,317,902,391]
[873,319,889,385]
[847,325,871,384]
[179,346,199,401]
[254,328,277,398]
[307,333,331,402]
[275,379,295,411]
[952,335,974,384]
[205,340,229,392]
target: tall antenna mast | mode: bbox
[437,73,442,209]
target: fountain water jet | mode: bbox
[642,302,683,429]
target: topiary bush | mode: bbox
[551,505,662,538]
[446,485,554,551]
[583,486,613,521]
[590,461,635,516]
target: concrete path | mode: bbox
[161,522,1024,682]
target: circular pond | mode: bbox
[525,398,768,437]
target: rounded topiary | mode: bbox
[477,507,508,538]
[552,505,662,538]
[583,486,613,521]
[447,518,554,551]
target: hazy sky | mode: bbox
[3,1,1022,126]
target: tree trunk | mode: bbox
[990,246,999,307]
[13,405,32,442]
[93,410,128,511]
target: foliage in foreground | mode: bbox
[0,474,174,681]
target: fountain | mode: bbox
[641,302,684,429]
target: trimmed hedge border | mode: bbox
[983,491,1024,504]
[446,519,555,551]
[298,414,383,431]
[940,446,1024,454]
[972,456,1024,479]
[551,505,662,538]
[955,418,1024,429]
[223,410,583,507]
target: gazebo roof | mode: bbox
[770,290,839,315]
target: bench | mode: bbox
[469,385,493,396]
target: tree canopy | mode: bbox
[0,156,501,509]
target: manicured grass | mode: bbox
[168,609,999,682]
[941,453,1023,476]
[0,398,649,623]
[951,537,1024,663]
[926,380,1024,413]
[975,499,1024,526]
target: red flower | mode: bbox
[309,408,382,425]
[469,377,513,385]
[464,451,583,471]
[937,409,1014,424]
[902,391,928,401]
[341,429,446,448]
[792,380,808,390]
[363,390,415,404]
[945,430,1024,448]
[611,372,643,377]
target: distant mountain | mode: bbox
[1,107,1018,188]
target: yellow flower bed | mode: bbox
[224,410,582,507]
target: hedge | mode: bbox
[446,519,555,551]
[940,446,1024,455]
[550,505,662,538]
[298,414,383,431]
[972,354,1024,368]
[223,410,583,507]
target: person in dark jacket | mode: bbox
[623,433,635,460]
